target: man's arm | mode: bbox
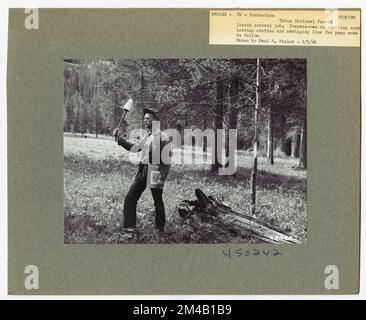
[114,129,143,153]
[117,136,142,153]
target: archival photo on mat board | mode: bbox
[64,58,307,244]
[7,7,361,295]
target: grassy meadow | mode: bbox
[64,133,307,244]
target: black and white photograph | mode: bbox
[64,58,307,244]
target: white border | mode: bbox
[0,0,364,300]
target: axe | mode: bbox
[114,98,133,136]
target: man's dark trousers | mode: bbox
[123,164,165,230]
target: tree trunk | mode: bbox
[250,59,260,216]
[203,116,207,153]
[291,134,300,158]
[299,118,307,169]
[279,114,291,156]
[112,91,119,130]
[95,86,98,138]
[267,106,274,164]
[178,189,301,244]
[225,75,239,172]
[139,71,146,127]
[226,75,239,156]
[210,78,224,174]
[177,120,184,147]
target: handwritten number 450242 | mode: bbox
[222,248,283,258]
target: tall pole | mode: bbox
[267,105,274,164]
[211,78,224,174]
[250,59,261,216]
[95,84,98,138]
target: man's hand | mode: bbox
[113,128,121,141]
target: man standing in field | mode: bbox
[113,108,171,236]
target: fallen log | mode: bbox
[178,189,301,244]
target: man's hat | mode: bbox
[143,107,160,121]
